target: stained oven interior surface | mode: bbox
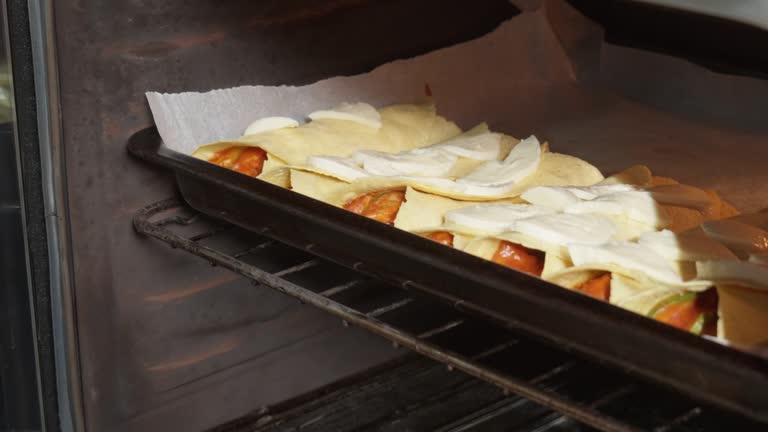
[52,1,519,431]
[47,1,768,432]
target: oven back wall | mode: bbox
[50,1,518,431]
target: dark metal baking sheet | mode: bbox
[128,127,768,424]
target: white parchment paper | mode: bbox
[146,1,768,212]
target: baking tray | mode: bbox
[128,129,768,423]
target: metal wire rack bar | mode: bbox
[134,198,763,432]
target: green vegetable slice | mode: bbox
[689,312,717,336]
[647,292,698,318]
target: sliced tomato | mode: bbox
[690,312,718,336]
[364,191,406,224]
[209,146,245,168]
[577,273,611,301]
[232,147,268,177]
[649,289,718,335]
[651,294,701,332]
[343,193,374,215]
[491,241,544,276]
[342,190,406,225]
[425,231,454,247]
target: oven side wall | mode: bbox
[50,1,518,431]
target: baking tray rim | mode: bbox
[128,126,768,423]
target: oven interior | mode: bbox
[5,1,768,431]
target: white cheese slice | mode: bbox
[520,187,581,211]
[598,164,653,187]
[749,253,768,266]
[419,131,503,161]
[565,190,669,228]
[569,242,691,286]
[243,116,299,136]
[638,229,737,261]
[444,203,554,234]
[401,150,602,200]
[403,176,519,198]
[697,260,768,290]
[574,184,637,200]
[308,102,382,129]
[600,215,656,241]
[449,182,519,198]
[701,219,768,257]
[400,176,457,190]
[727,210,768,231]
[306,156,370,181]
[650,184,714,213]
[352,149,457,177]
[513,213,617,246]
[521,184,636,210]
[457,135,541,188]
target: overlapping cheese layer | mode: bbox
[412,125,503,160]
[444,203,554,235]
[194,103,462,166]
[513,213,617,246]
[308,102,382,129]
[696,260,768,290]
[701,219,768,257]
[243,117,299,136]
[303,133,545,199]
[566,191,668,228]
[306,156,369,181]
[352,149,458,177]
[638,230,737,262]
[304,125,501,179]
[522,181,720,231]
[456,136,541,189]
[568,242,707,288]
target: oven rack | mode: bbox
[211,355,594,432]
[134,198,764,432]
